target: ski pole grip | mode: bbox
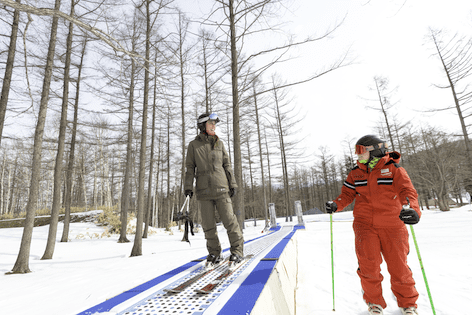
[403,197,410,210]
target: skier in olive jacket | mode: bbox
[184,113,244,266]
[326,135,421,315]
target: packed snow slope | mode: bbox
[0,206,470,315]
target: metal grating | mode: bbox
[117,226,293,315]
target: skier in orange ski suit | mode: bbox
[326,135,421,315]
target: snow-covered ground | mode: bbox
[0,206,470,315]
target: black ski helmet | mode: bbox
[355,135,388,158]
[197,113,220,133]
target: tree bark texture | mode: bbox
[9,0,62,274]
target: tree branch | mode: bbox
[0,0,146,61]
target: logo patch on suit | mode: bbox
[381,168,392,176]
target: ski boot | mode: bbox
[368,303,383,315]
[205,254,223,270]
[401,307,418,315]
[228,253,243,270]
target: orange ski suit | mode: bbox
[333,151,421,309]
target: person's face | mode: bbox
[206,120,217,135]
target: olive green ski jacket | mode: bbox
[184,133,237,200]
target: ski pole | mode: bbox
[403,198,435,315]
[330,213,335,311]
[179,195,190,213]
[409,225,436,315]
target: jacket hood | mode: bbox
[387,151,401,163]
[196,133,219,148]
[196,132,216,141]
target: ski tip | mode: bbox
[195,289,210,294]
[163,289,180,294]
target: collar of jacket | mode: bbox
[196,133,219,147]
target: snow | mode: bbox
[1,206,471,315]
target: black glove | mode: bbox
[399,208,419,225]
[174,211,184,222]
[230,188,236,198]
[184,190,193,199]
[325,201,337,214]
[174,210,190,222]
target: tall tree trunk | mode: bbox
[93,151,98,209]
[202,35,210,113]
[118,39,138,243]
[246,134,256,224]
[81,150,88,209]
[8,157,18,215]
[155,128,163,228]
[8,0,62,274]
[1,155,6,215]
[61,38,86,242]
[273,87,292,221]
[228,0,244,230]
[0,0,21,147]
[130,0,150,257]
[143,58,158,238]
[177,11,188,217]
[166,105,171,228]
[253,85,268,223]
[6,157,16,215]
[42,0,75,259]
[264,130,272,203]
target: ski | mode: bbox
[194,254,254,294]
[164,257,228,293]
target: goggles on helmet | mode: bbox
[198,113,219,124]
[355,145,373,155]
[355,143,388,155]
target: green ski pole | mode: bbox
[403,198,436,315]
[330,213,335,311]
[410,225,436,315]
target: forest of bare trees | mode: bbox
[0,0,471,273]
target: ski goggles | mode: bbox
[355,145,374,155]
[355,143,388,154]
[198,113,220,124]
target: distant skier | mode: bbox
[184,113,244,267]
[325,135,421,315]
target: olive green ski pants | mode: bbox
[199,197,244,257]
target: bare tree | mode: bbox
[131,0,151,257]
[169,10,193,218]
[42,0,77,259]
[0,0,21,147]
[202,0,351,226]
[317,146,334,203]
[428,28,472,194]
[416,128,457,211]
[0,0,156,66]
[195,28,226,113]
[143,48,160,238]
[8,0,62,274]
[61,37,88,242]
[252,80,269,223]
[118,13,141,244]
[366,76,398,151]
